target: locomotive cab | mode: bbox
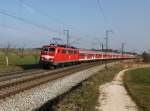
[39,46,56,68]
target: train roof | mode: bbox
[43,44,76,48]
[42,44,134,56]
[42,44,78,50]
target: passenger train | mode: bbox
[39,44,135,68]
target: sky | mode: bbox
[0,0,150,53]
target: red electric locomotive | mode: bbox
[39,44,79,68]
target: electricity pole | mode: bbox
[121,42,126,56]
[105,30,113,69]
[64,30,70,47]
[105,31,109,51]
[101,43,104,51]
[95,37,103,51]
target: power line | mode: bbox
[20,0,111,50]
[0,23,52,37]
[64,30,70,47]
[0,8,64,35]
[96,0,111,29]
[0,1,103,48]
[0,7,87,48]
[19,0,72,28]
[19,0,95,41]
[19,0,79,35]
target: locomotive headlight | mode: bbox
[46,55,54,59]
[42,55,54,59]
[45,55,50,59]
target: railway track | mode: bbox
[0,62,102,99]
[0,69,45,82]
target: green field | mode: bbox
[124,67,150,111]
[0,50,40,70]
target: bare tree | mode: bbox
[142,51,150,63]
[19,42,26,58]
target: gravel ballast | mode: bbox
[0,62,117,111]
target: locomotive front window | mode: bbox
[49,48,55,52]
[42,48,55,52]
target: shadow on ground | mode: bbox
[17,64,41,70]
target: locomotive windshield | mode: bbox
[42,47,55,52]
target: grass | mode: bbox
[124,67,150,111]
[0,51,5,65]
[48,65,122,111]
[0,51,40,70]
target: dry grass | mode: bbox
[47,65,122,111]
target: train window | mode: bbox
[62,50,65,54]
[88,54,93,56]
[62,50,76,54]
[42,48,49,52]
[62,50,67,54]
[80,53,85,56]
[68,50,74,54]
[74,51,77,54]
[42,48,55,52]
[49,48,55,52]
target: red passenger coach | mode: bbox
[79,49,104,61]
[39,44,79,68]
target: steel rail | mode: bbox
[0,62,102,99]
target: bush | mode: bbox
[142,51,150,63]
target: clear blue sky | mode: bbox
[0,0,150,53]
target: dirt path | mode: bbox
[96,69,138,111]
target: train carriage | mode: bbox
[79,49,104,61]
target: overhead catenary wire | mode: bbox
[0,7,83,47]
[19,0,95,41]
[0,23,53,37]
[19,0,105,49]
[0,0,101,48]
[96,0,112,29]
[0,8,64,35]
[19,0,72,29]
